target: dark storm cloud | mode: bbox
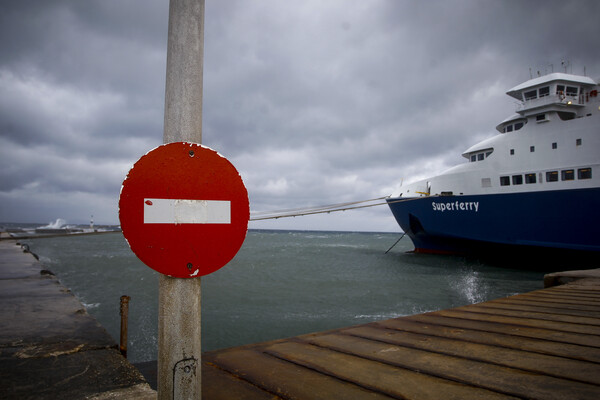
[0,0,167,87]
[0,0,168,225]
[1,0,599,231]
[200,0,600,231]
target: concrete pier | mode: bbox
[0,239,156,399]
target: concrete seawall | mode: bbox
[0,238,156,399]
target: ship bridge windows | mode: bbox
[557,84,579,97]
[469,148,493,162]
[502,120,526,133]
[566,86,579,96]
[524,90,537,100]
[523,86,551,101]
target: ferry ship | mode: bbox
[387,70,600,257]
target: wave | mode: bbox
[353,312,407,320]
[37,218,67,229]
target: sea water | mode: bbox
[21,230,546,363]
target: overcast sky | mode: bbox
[1,0,599,232]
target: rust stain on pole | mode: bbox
[119,295,130,358]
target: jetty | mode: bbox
[0,237,155,399]
[201,269,600,399]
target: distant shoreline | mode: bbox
[0,229,122,241]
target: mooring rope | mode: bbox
[385,232,406,254]
[249,196,391,221]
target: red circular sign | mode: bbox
[119,142,249,278]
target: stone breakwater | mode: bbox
[0,238,155,399]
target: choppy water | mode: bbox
[21,229,546,363]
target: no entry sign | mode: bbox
[119,142,249,278]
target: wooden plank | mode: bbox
[204,348,395,400]
[542,291,600,300]
[513,292,600,307]
[541,286,600,295]
[489,298,600,317]
[512,288,600,299]
[434,309,600,336]
[520,293,600,304]
[526,286,600,295]
[545,287,600,297]
[516,290,600,302]
[340,325,600,385]
[457,303,600,326]
[484,298,600,318]
[375,318,600,363]
[505,296,600,311]
[496,302,600,316]
[404,313,600,348]
[202,362,283,400]
[263,340,519,400]
[299,334,600,400]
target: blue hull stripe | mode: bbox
[387,188,600,254]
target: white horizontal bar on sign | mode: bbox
[144,198,231,224]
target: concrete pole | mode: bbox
[158,1,204,399]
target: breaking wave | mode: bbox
[37,218,67,229]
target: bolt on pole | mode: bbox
[158,0,205,399]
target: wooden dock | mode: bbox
[202,273,600,399]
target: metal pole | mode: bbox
[158,1,204,399]
[119,295,130,358]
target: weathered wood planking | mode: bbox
[202,278,600,399]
